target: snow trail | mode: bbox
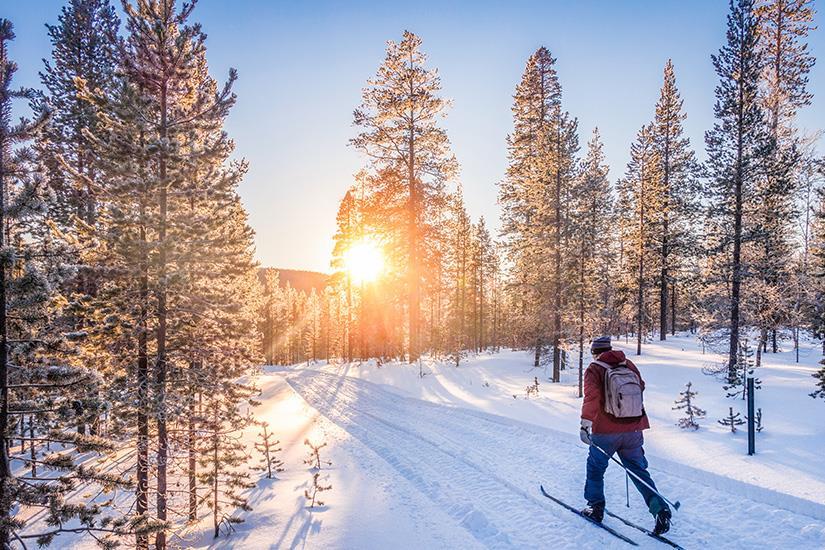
[287,369,825,549]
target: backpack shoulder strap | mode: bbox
[592,360,615,370]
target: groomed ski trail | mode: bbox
[286,369,825,549]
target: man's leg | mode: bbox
[616,432,668,515]
[584,433,619,507]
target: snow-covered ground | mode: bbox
[52,334,825,549]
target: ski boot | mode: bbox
[653,508,672,535]
[581,502,605,523]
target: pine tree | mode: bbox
[39,0,119,233]
[499,47,579,379]
[447,189,472,366]
[756,0,816,139]
[331,188,359,362]
[305,472,332,508]
[78,1,258,545]
[569,128,613,396]
[705,0,773,380]
[673,382,707,430]
[0,19,127,547]
[724,337,762,399]
[619,124,662,356]
[811,359,825,399]
[304,439,332,470]
[255,422,284,479]
[745,406,765,432]
[751,0,816,355]
[719,406,746,432]
[651,60,701,339]
[197,381,256,539]
[351,31,458,363]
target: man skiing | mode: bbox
[579,335,672,535]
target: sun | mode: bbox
[344,238,384,284]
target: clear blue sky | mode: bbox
[6,1,825,272]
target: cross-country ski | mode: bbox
[605,509,686,550]
[540,485,639,546]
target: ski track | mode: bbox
[286,370,825,550]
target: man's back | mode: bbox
[581,349,650,434]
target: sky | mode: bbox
[6,0,825,273]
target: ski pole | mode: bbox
[625,472,630,508]
[589,439,681,511]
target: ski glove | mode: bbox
[580,419,593,445]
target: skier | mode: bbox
[579,336,672,535]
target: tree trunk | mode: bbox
[135,201,149,550]
[636,150,646,357]
[155,80,169,550]
[727,37,746,380]
[671,281,677,336]
[188,381,197,522]
[0,106,10,546]
[212,407,220,539]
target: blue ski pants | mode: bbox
[584,431,667,516]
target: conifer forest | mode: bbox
[1,0,825,548]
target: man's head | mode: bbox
[590,335,612,356]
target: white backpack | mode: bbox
[593,360,644,419]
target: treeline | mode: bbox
[1,1,260,548]
[321,0,825,399]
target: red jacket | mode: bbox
[581,350,650,434]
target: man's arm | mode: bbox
[581,365,601,421]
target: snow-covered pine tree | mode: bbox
[304,439,332,470]
[305,472,332,509]
[446,189,472,366]
[618,124,662,356]
[38,0,119,234]
[0,19,127,547]
[569,128,613,396]
[719,406,746,433]
[470,217,495,352]
[351,31,458,363]
[724,338,762,399]
[756,0,816,140]
[651,60,701,339]
[255,422,284,479]
[810,179,825,395]
[196,376,257,539]
[260,269,281,365]
[672,382,707,430]
[751,0,816,355]
[330,188,359,362]
[78,1,258,545]
[705,0,774,381]
[745,407,765,432]
[498,47,579,379]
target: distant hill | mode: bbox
[259,268,329,294]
